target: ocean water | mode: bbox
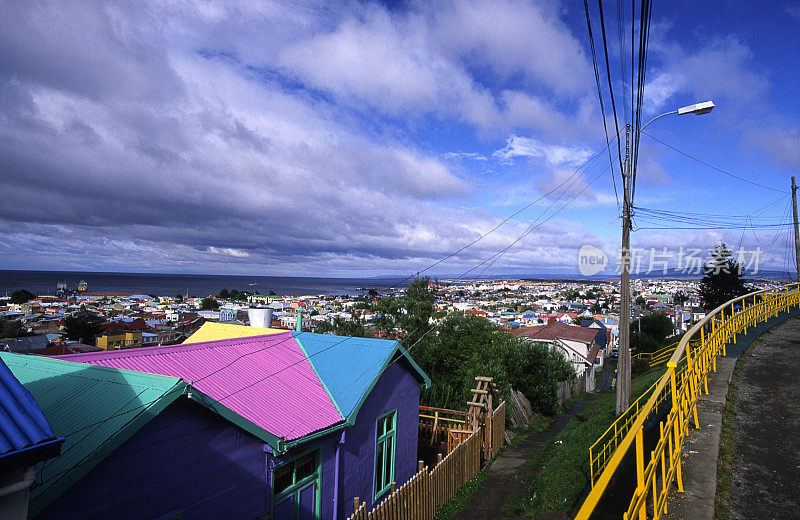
[0,270,401,298]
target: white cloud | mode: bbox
[429,0,593,96]
[492,135,593,166]
[643,72,683,113]
[206,246,250,258]
[441,151,488,161]
[277,6,502,131]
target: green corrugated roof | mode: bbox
[0,352,187,517]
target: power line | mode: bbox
[584,0,621,212]
[468,165,610,281]
[641,131,787,193]
[596,0,625,177]
[630,0,653,203]
[57,155,610,449]
[284,161,612,438]
[389,138,615,289]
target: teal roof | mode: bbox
[0,352,187,517]
[291,332,430,424]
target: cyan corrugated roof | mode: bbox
[292,332,430,421]
[0,357,62,470]
[0,352,186,517]
[60,332,344,444]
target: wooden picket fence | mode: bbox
[349,401,506,520]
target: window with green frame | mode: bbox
[374,410,397,500]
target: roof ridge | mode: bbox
[61,331,295,361]
[0,353,182,387]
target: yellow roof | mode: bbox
[183,322,285,344]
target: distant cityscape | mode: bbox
[1,273,785,356]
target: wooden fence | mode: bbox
[418,405,470,446]
[349,401,506,520]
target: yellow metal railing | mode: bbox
[590,339,697,484]
[576,283,800,520]
[589,374,669,485]
[647,340,682,367]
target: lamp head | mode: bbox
[677,101,715,115]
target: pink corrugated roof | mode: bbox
[59,332,343,441]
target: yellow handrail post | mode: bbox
[685,342,700,429]
[635,428,646,520]
[668,363,678,410]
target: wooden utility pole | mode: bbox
[792,177,800,281]
[616,124,632,416]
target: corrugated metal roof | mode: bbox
[182,322,285,344]
[292,332,416,419]
[0,352,186,517]
[60,332,343,443]
[0,357,62,467]
[194,329,432,426]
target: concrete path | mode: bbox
[667,311,800,520]
[451,394,597,520]
[729,319,800,519]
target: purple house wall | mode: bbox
[38,399,270,520]
[37,357,421,520]
[267,357,421,519]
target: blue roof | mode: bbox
[0,357,63,470]
[291,332,430,421]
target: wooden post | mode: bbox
[418,460,424,473]
[353,497,359,511]
[486,392,493,458]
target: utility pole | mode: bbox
[792,177,800,281]
[616,124,632,416]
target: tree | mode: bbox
[630,312,674,353]
[673,291,689,305]
[64,314,104,344]
[699,244,748,310]
[218,288,229,299]
[591,302,602,313]
[200,297,220,310]
[635,295,646,307]
[314,315,368,338]
[415,314,574,416]
[0,318,33,339]
[372,277,436,344]
[10,289,35,304]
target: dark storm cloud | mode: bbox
[0,0,611,275]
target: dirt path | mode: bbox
[451,394,597,520]
[730,319,800,520]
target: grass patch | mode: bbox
[715,337,761,520]
[434,412,553,520]
[434,463,492,520]
[507,413,554,448]
[507,368,664,517]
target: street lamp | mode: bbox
[615,100,715,416]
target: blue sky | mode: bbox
[0,0,798,278]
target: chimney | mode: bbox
[247,307,273,329]
[296,311,303,332]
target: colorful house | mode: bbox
[0,357,63,519]
[182,321,284,343]
[57,331,430,519]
